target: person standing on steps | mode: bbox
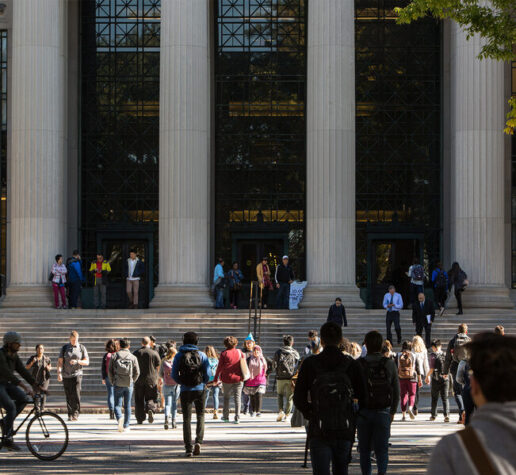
[172,332,212,457]
[89,252,111,309]
[256,256,273,309]
[109,338,140,433]
[227,261,244,309]
[275,255,294,310]
[50,254,68,309]
[213,257,226,309]
[123,249,144,309]
[101,339,119,420]
[407,258,425,308]
[327,297,348,328]
[25,344,51,410]
[383,285,403,345]
[448,262,468,315]
[57,330,89,421]
[431,262,448,317]
[133,336,160,424]
[67,250,84,309]
[274,335,300,422]
[412,292,435,348]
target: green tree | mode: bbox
[395,0,516,134]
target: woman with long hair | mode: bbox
[204,346,221,419]
[101,339,120,419]
[159,346,178,429]
[243,345,267,417]
[411,335,429,415]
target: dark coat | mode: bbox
[327,303,347,327]
[123,259,145,279]
[412,299,435,325]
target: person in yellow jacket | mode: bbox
[255,256,272,309]
[89,252,111,309]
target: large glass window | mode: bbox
[355,1,442,294]
[215,0,307,280]
[0,30,6,294]
[81,0,160,289]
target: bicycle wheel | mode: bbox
[25,411,69,461]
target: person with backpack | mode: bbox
[448,262,468,315]
[382,285,403,345]
[101,339,120,420]
[57,330,89,421]
[426,339,450,422]
[25,344,51,410]
[293,322,366,475]
[397,340,421,421]
[204,346,221,419]
[407,258,425,308]
[455,348,475,425]
[213,257,226,309]
[428,333,516,475]
[243,345,268,417]
[431,262,448,317]
[274,335,300,422]
[159,346,178,429]
[357,330,400,475]
[327,297,348,328]
[213,335,247,424]
[133,336,161,424]
[172,331,212,457]
[67,250,84,309]
[443,323,471,424]
[109,338,140,432]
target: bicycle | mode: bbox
[0,393,69,460]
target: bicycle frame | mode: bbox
[0,395,40,438]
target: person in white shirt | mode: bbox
[123,250,144,309]
[383,285,404,345]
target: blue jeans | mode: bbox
[276,282,290,309]
[204,385,220,411]
[163,384,179,420]
[0,383,31,439]
[309,437,352,475]
[356,408,391,475]
[105,378,115,412]
[215,287,224,308]
[114,385,133,428]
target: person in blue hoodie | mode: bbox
[172,332,212,457]
[67,250,85,309]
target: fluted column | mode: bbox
[151,0,212,307]
[449,23,512,308]
[302,0,363,308]
[4,0,67,307]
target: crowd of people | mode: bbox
[0,311,514,473]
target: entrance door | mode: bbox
[102,240,150,308]
[369,239,420,308]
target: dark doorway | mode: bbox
[368,238,422,309]
[102,239,150,308]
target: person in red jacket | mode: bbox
[213,336,245,424]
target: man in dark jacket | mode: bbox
[327,297,348,328]
[293,322,366,475]
[123,250,145,309]
[133,337,160,424]
[0,332,42,451]
[67,250,84,309]
[275,255,294,309]
[412,292,435,347]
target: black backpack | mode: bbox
[432,352,446,382]
[413,264,425,281]
[359,357,392,410]
[177,350,203,387]
[276,349,297,379]
[157,344,168,360]
[435,270,447,289]
[310,358,355,440]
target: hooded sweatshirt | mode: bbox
[245,347,267,387]
[427,402,516,475]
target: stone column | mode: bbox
[4,0,67,307]
[302,0,363,308]
[449,23,512,308]
[151,0,212,307]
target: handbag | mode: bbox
[48,272,54,282]
[239,352,250,381]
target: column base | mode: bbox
[300,285,364,309]
[447,285,513,309]
[2,285,54,308]
[150,284,214,309]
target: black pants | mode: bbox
[463,384,475,425]
[455,288,464,313]
[68,281,82,308]
[433,287,447,309]
[230,288,240,307]
[430,380,449,417]
[415,321,432,348]
[386,311,401,344]
[449,363,465,415]
[250,393,263,414]
[134,384,158,423]
[63,376,82,417]
[180,390,206,452]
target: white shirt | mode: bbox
[127,258,139,281]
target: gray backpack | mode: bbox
[452,334,471,363]
[114,354,132,377]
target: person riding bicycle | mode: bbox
[0,331,43,451]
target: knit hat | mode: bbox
[244,333,255,342]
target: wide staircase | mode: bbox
[0,307,514,395]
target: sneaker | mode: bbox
[256,412,262,417]
[233,418,240,424]
[172,420,177,429]
[186,451,193,458]
[110,410,115,420]
[164,419,169,430]
[413,409,418,416]
[4,439,21,451]
[213,412,219,420]
[193,443,201,456]
[282,414,288,422]
[221,418,230,423]
[118,418,124,432]
[137,420,143,425]
[276,411,285,422]
[408,408,415,420]
[250,412,255,417]
[148,410,154,424]
[444,416,450,423]
[428,416,436,421]
[401,415,406,422]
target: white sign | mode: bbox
[289,281,307,310]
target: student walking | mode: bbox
[426,339,450,422]
[241,334,255,415]
[109,338,140,432]
[67,250,84,309]
[397,341,420,421]
[243,345,267,416]
[411,335,429,415]
[448,262,468,315]
[89,252,111,309]
[383,285,403,345]
[357,330,400,475]
[133,336,161,424]
[213,336,247,424]
[159,346,179,429]
[327,297,348,328]
[101,339,120,419]
[274,335,300,422]
[25,344,51,410]
[407,258,425,308]
[412,292,435,348]
[172,332,211,457]
[431,262,448,316]
[204,346,221,419]
[50,254,68,309]
[57,331,89,421]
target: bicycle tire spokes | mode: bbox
[26,412,69,461]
